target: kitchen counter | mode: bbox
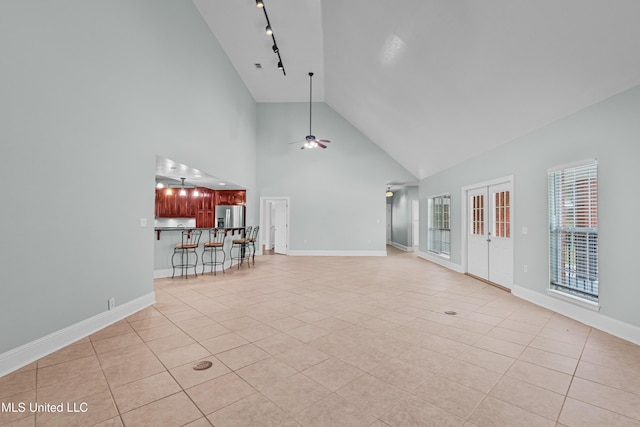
[154,227,245,240]
[153,227,246,278]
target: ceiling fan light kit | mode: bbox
[291,72,331,150]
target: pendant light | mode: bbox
[386,186,394,197]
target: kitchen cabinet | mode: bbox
[155,188,245,228]
[215,190,246,206]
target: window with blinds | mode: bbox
[428,194,451,257]
[548,160,598,302]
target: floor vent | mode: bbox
[192,361,213,371]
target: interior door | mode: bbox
[467,187,489,280]
[466,182,513,289]
[386,204,392,244]
[412,200,419,247]
[273,200,288,255]
[488,182,513,289]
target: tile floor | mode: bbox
[2,247,640,426]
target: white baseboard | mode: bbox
[417,251,465,273]
[154,259,239,279]
[0,292,155,377]
[288,250,387,257]
[512,285,640,346]
[389,242,413,252]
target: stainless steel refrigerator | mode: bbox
[215,205,245,228]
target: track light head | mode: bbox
[277,61,283,70]
[256,0,264,8]
[265,25,272,36]
[272,44,279,53]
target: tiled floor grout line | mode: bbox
[11,250,640,426]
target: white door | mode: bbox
[467,182,513,289]
[468,187,489,280]
[273,200,288,255]
[488,182,513,288]
[386,204,392,244]
[412,200,420,247]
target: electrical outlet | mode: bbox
[108,297,115,310]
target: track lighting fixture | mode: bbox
[255,0,286,76]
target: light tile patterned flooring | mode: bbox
[2,247,640,426]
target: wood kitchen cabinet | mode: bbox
[155,188,245,228]
[215,190,246,206]
[155,188,207,219]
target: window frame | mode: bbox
[427,193,451,258]
[548,159,599,304]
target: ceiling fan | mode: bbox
[291,72,331,150]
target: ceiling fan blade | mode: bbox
[317,142,327,149]
[300,145,305,150]
[288,140,305,144]
[318,139,331,143]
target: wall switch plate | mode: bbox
[522,226,528,235]
[523,264,528,273]
[108,297,115,310]
[140,218,147,228]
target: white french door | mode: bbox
[466,181,513,289]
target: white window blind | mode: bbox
[548,161,598,302]
[428,195,451,257]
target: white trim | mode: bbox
[154,268,174,279]
[418,250,465,273]
[260,196,290,256]
[154,259,237,278]
[461,175,515,193]
[547,289,600,311]
[0,292,156,377]
[547,158,597,173]
[390,241,413,252]
[289,250,387,257]
[460,175,515,280]
[513,285,640,346]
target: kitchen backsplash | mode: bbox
[154,218,196,228]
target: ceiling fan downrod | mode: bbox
[309,72,313,137]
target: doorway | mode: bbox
[260,197,290,255]
[412,200,419,249]
[464,178,513,290]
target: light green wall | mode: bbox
[256,103,416,252]
[0,0,257,353]
[419,85,640,327]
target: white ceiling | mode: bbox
[156,156,245,190]
[194,0,640,180]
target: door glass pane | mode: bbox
[472,195,484,235]
[494,190,510,238]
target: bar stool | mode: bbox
[247,226,259,265]
[172,229,202,279]
[202,228,226,276]
[230,226,252,269]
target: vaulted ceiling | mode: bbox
[194,0,640,180]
